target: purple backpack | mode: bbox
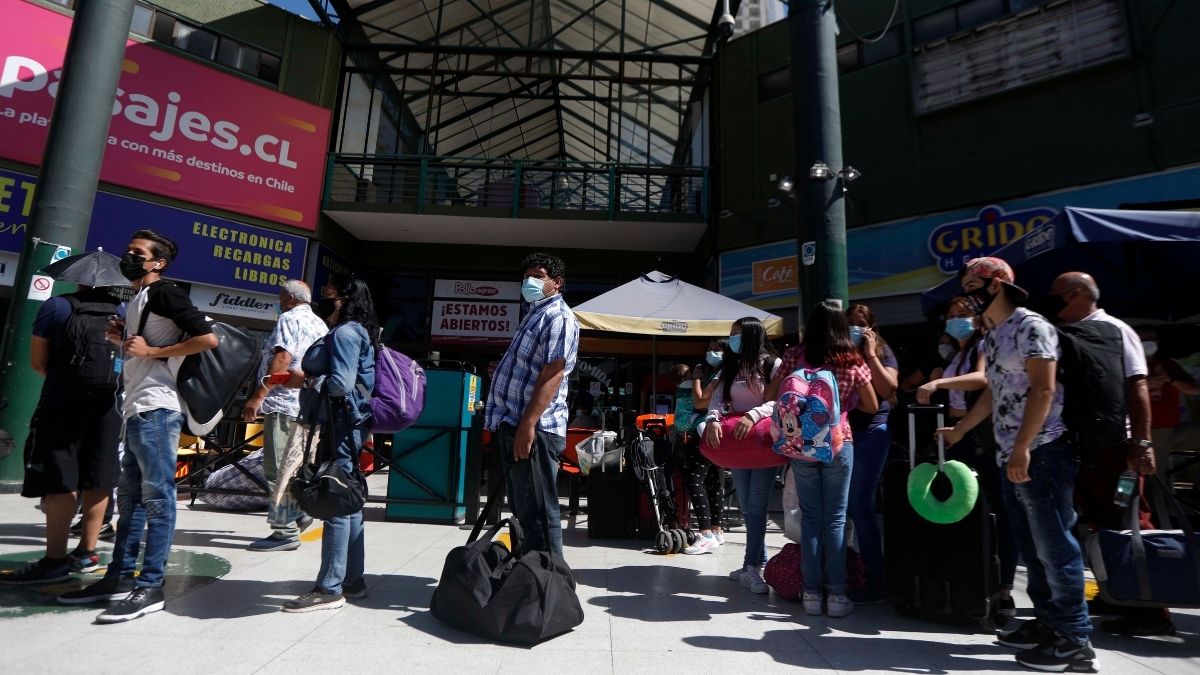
[369,346,426,433]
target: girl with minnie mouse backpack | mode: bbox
[765,301,878,618]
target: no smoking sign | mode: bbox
[28,274,54,301]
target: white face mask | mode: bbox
[1142,340,1158,358]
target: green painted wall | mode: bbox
[716,0,1200,252]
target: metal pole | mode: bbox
[790,0,848,324]
[0,0,136,490]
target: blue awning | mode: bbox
[921,207,1200,322]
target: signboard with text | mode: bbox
[433,278,521,301]
[189,283,279,321]
[307,242,353,295]
[0,0,331,230]
[1,166,308,293]
[430,300,519,345]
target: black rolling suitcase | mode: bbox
[586,444,640,539]
[883,404,1000,630]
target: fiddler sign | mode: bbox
[189,283,279,321]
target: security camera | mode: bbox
[718,12,735,39]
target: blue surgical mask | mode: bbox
[849,325,866,347]
[727,334,742,354]
[705,350,723,367]
[521,276,546,303]
[945,317,975,341]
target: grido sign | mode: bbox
[431,300,518,345]
[927,205,1056,274]
[0,0,331,230]
[433,278,520,301]
[189,283,278,321]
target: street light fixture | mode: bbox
[808,161,832,181]
[777,175,795,195]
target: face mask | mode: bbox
[705,350,723,367]
[964,284,998,315]
[727,334,742,354]
[521,276,546,303]
[314,297,339,321]
[119,252,154,281]
[849,325,866,347]
[938,344,957,361]
[1142,340,1158,358]
[945,317,975,341]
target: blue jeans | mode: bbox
[1001,438,1092,645]
[109,409,183,588]
[730,466,780,569]
[847,423,890,589]
[791,442,854,595]
[316,414,369,594]
[498,424,564,557]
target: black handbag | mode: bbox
[291,394,368,520]
[430,453,584,644]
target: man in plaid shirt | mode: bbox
[485,253,579,556]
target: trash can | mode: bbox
[385,368,480,524]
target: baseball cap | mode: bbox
[959,256,1029,303]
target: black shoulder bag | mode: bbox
[290,392,368,520]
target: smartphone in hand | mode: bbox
[263,372,291,386]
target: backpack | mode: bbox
[673,387,695,433]
[770,367,843,463]
[56,294,121,391]
[1056,320,1127,453]
[366,345,426,433]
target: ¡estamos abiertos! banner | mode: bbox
[0,0,331,231]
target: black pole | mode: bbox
[0,0,136,490]
[789,0,848,327]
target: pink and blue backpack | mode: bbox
[770,368,843,463]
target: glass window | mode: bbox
[152,13,175,44]
[174,24,218,60]
[258,52,281,84]
[837,44,859,73]
[912,8,957,44]
[217,38,259,74]
[958,0,1006,30]
[129,4,154,36]
[861,29,903,65]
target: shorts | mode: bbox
[21,391,122,497]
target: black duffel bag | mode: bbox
[430,454,583,644]
[291,394,367,520]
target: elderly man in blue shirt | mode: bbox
[485,253,580,556]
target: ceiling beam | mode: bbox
[438,104,558,156]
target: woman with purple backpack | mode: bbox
[767,302,878,618]
[282,274,378,613]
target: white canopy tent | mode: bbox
[572,271,784,403]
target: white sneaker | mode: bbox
[729,566,747,582]
[741,566,768,594]
[802,591,822,616]
[827,593,854,618]
[714,531,726,546]
[683,534,717,555]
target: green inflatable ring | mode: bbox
[906,460,979,524]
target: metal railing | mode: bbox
[324,154,709,220]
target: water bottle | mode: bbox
[1112,469,1137,508]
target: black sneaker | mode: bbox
[999,618,1057,650]
[343,578,368,600]
[57,575,136,605]
[68,550,101,574]
[1016,636,1099,673]
[69,520,116,541]
[0,557,71,585]
[993,595,1017,618]
[96,586,165,623]
[282,589,345,613]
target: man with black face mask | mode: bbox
[938,257,1097,672]
[57,230,217,624]
[1048,272,1173,638]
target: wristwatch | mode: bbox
[1128,438,1153,450]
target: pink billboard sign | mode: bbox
[0,0,331,231]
